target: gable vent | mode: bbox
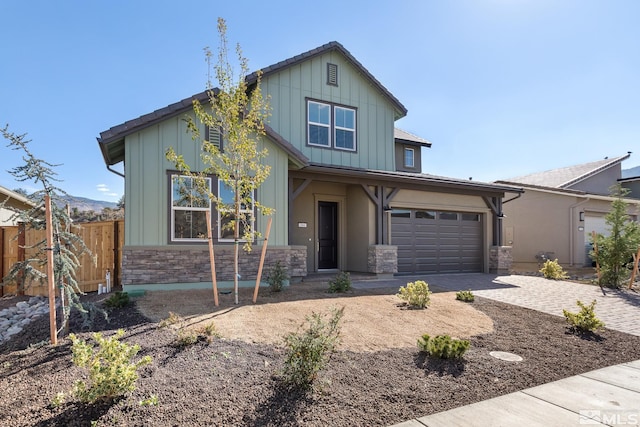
[205,125,222,149]
[327,63,338,86]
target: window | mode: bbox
[171,175,211,242]
[404,147,415,168]
[390,209,411,218]
[415,210,436,220]
[439,212,458,220]
[461,213,480,221]
[308,101,331,147]
[307,100,356,151]
[217,181,255,241]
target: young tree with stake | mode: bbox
[166,18,272,304]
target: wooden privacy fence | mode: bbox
[0,219,124,296]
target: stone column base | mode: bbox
[367,245,398,277]
[490,246,513,274]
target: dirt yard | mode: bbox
[135,281,493,352]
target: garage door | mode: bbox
[391,209,483,274]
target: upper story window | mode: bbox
[404,147,415,168]
[307,99,356,152]
[170,175,211,242]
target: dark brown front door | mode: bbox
[318,201,338,269]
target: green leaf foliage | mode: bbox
[562,300,605,332]
[539,259,569,280]
[590,185,640,288]
[328,271,351,293]
[417,334,470,359]
[70,329,152,403]
[281,307,344,390]
[455,290,475,302]
[397,280,432,308]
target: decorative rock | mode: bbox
[0,297,57,344]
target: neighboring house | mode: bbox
[496,154,640,269]
[0,185,33,226]
[620,165,640,199]
[97,41,521,291]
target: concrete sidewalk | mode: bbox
[391,359,640,426]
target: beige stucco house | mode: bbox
[496,154,640,269]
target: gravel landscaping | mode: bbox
[1,283,639,427]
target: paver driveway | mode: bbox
[354,273,640,336]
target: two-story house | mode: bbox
[97,41,521,292]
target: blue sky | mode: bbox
[1,0,639,201]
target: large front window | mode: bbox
[217,181,255,241]
[171,175,211,242]
[307,100,356,151]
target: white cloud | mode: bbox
[96,184,109,192]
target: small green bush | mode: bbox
[539,259,569,280]
[417,334,470,359]
[328,271,352,293]
[70,329,152,403]
[104,291,130,309]
[455,290,474,302]
[281,307,344,389]
[397,280,432,308]
[266,261,288,292]
[562,300,605,332]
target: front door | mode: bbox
[318,201,338,269]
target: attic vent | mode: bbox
[205,125,222,149]
[327,63,338,86]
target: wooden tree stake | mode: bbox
[629,248,640,290]
[45,194,57,345]
[592,231,601,284]
[253,217,272,304]
[205,210,219,306]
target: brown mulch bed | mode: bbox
[1,291,639,427]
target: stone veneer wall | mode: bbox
[121,245,307,285]
[489,246,512,274]
[367,245,398,275]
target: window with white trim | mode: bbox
[307,100,356,151]
[404,147,415,168]
[170,175,211,242]
[217,181,255,241]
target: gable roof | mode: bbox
[496,154,630,189]
[394,128,431,147]
[621,165,640,180]
[98,41,407,167]
[246,41,407,119]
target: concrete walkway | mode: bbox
[356,274,640,427]
[392,359,640,426]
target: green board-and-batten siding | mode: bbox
[123,112,289,247]
[262,51,398,172]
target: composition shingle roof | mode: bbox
[497,154,630,189]
[394,128,431,147]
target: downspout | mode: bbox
[107,164,125,178]
[569,197,591,266]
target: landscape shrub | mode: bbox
[417,334,470,359]
[281,307,344,389]
[397,280,432,308]
[455,290,474,302]
[562,300,605,332]
[328,271,352,293]
[266,261,288,292]
[104,291,130,309]
[69,329,152,403]
[539,259,569,280]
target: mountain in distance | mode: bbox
[59,195,118,212]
